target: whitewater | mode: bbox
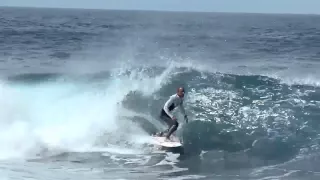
[0,63,174,157]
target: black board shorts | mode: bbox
[160,108,174,127]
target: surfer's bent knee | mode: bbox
[170,121,178,131]
[174,120,179,128]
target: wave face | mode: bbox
[1,6,320,180]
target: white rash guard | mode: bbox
[163,94,186,119]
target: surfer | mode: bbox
[157,87,188,140]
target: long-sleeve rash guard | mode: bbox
[163,94,186,119]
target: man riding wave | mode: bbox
[156,87,188,140]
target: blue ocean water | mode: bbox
[1,6,320,180]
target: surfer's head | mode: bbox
[177,87,185,98]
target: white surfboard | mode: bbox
[151,136,182,147]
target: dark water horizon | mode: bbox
[1,6,320,180]
[2,5,320,16]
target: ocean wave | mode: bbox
[0,64,319,165]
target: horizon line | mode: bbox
[1,5,320,16]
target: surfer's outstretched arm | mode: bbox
[179,102,188,123]
[179,101,186,116]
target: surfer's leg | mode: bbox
[159,109,174,136]
[166,120,179,139]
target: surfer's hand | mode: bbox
[172,117,177,121]
[184,115,188,123]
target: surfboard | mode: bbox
[151,136,182,147]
